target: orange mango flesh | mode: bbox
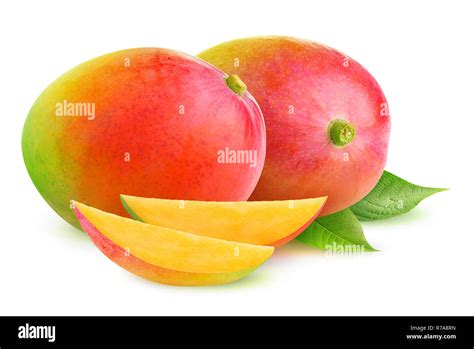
[74,202,273,275]
[121,195,327,246]
[75,205,255,286]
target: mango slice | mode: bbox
[121,195,327,246]
[73,202,273,286]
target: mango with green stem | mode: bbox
[22,48,265,228]
[199,36,390,216]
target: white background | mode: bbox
[1,0,473,316]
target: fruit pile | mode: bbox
[22,36,445,286]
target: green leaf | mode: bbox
[297,209,377,252]
[350,171,447,221]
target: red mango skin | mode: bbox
[198,37,390,215]
[22,48,265,228]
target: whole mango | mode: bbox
[22,48,265,228]
[199,37,390,215]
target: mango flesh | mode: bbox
[22,48,266,228]
[121,195,327,246]
[74,206,257,286]
[73,202,273,285]
[198,37,390,216]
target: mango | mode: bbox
[121,195,327,246]
[73,202,273,286]
[22,48,265,228]
[198,37,390,216]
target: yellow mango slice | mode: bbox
[74,202,273,276]
[75,201,257,286]
[121,195,327,246]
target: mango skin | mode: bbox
[22,48,265,228]
[198,37,390,216]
